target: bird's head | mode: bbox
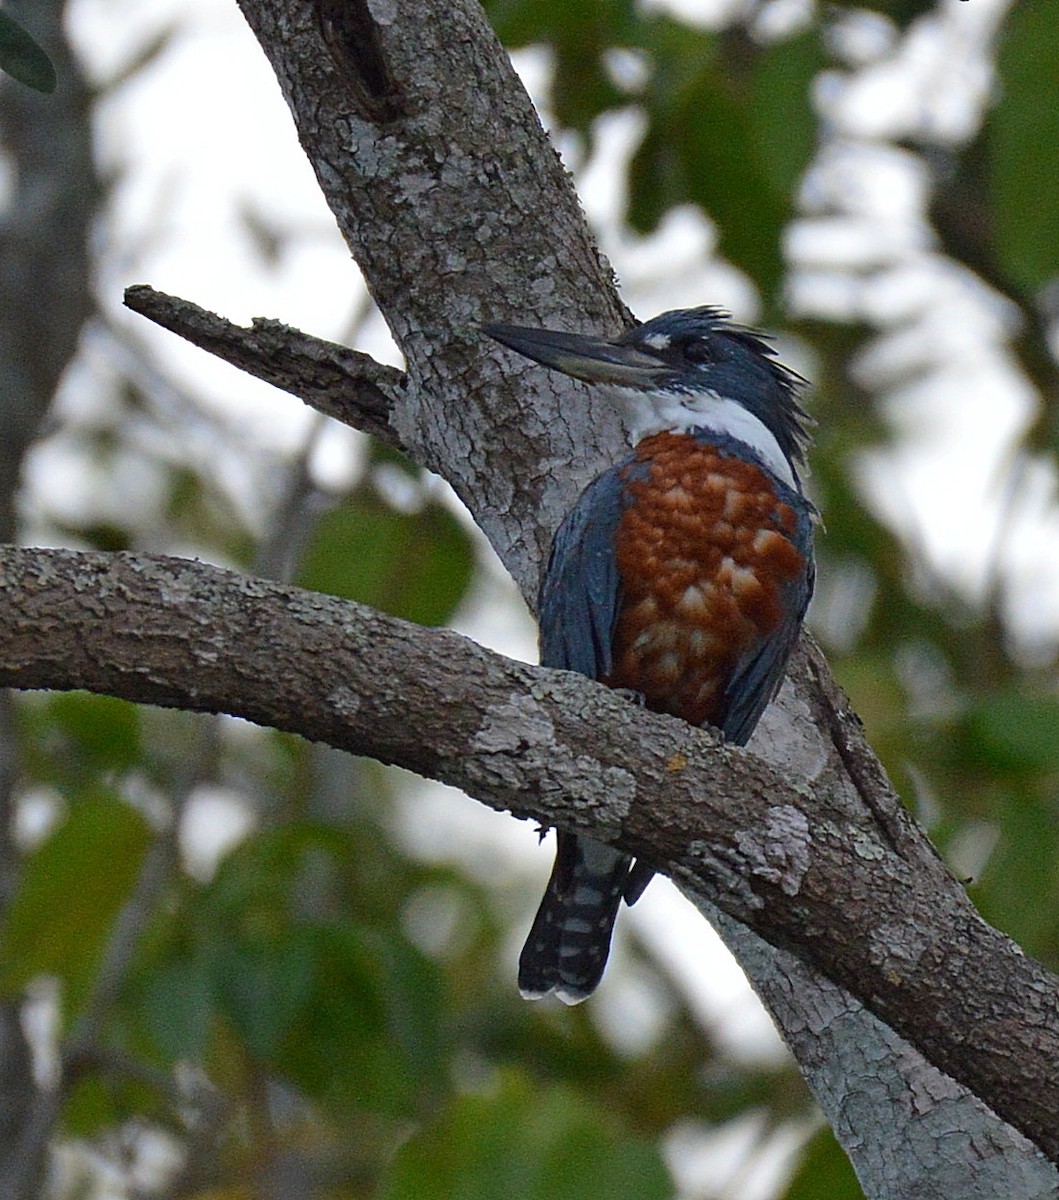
[484,307,811,487]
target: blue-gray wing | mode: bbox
[531,463,643,1003]
[538,461,641,676]
[721,491,815,746]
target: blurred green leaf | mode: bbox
[989,0,1059,293]
[0,11,57,92]
[0,795,151,1015]
[487,0,634,129]
[196,825,449,1115]
[487,0,635,62]
[136,953,214,1062]
[628,17,811,297]
[64,1070,161,1138]
[380,1070,670,1200]
[974,792,1059,961]
[296,487,475,626]
[214,934,318,1060]
[486,0,816,296]
[51,521,133,552]
[45,693,143,775]
[63,1075,118,1137]
[749,31,824,199]
[202,823,348,928]
[782,1127,863,1199]
[19,694,145,797]
[272,925,447,1115]
[960,691,1059,777]
[497,0,825,296]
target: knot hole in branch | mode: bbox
[314,0,408,123]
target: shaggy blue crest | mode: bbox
[615,307,812,474]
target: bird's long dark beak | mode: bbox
[482,322,667,388]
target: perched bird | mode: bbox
[484,307,815,1004]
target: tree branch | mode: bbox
[123,284,404,448]
[702,903,1058,1195]
[1,543,1057,1169]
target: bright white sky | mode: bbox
[19,0,1053,1195]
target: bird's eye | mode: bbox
[682,337,716,365]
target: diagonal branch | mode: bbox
[123,284,405,447]
[1,543,1058,1167]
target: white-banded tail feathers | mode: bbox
[518,833,645,1004]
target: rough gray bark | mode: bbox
[1,544,1058,1196]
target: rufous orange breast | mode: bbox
[605,430,806,727]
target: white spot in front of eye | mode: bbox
[642,332,671,350]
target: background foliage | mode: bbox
[1,0,1057,1196]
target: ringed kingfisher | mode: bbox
[484,307,815,1004]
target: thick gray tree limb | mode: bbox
[0,544,1058,1193]
[88,0,1059,1193]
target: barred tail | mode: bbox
[519,832,652,1004]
